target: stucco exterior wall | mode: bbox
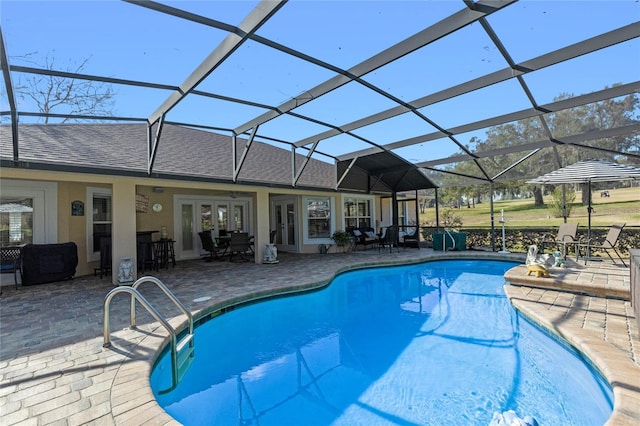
[2,168,378,283]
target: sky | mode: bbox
[1,0,639,167]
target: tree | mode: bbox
[440,89,639,207]
[13,52,116,123]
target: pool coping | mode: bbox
[105,252,639,425]
[504,286,640,425]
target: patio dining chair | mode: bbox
[540,222,579,258]
[198,231,226,261]
[399,227,419,249]
[229,232,251,262]
[378,226,399,253]
[576,223,627,267]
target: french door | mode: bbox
[272,198,296,252]
[175,197,250,260]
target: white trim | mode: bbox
[173,194,253,260]
[302,195,335,245]
[340,193,376,229]
[270,196,298,252]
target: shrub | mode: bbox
[548,187,576,218]
[331,230,352,252]
[442,208,463,231]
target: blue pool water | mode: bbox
[151,260,613,425]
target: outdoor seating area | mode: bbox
[197,230,254,262]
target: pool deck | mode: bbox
[0,248,638,425]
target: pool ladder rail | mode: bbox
[103,276,194,394]
[443,229,456,251]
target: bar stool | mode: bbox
[138,241,158,274]
[154,239,176,269]
[94,243,111,278]
[167,239,176,267]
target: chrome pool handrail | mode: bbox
[103,277,194,393]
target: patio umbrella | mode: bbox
[527,159,640,242]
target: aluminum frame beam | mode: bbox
[236,0,515,137]
[305,23,640,152]
[339,81,640,161]
[146,0,286,126]
[0,27,19,161]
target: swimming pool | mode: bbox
[150,259,613,425]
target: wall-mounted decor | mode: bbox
[71,200,84,216]
[136,194,149,213]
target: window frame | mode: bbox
[302,195,335,245]
[342,194,376,230]
[1,179,57,245]
[86,187,112,262]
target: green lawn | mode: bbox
[419,187,640,228]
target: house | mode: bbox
[1,123,422,285]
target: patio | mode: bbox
[0,249,638,425]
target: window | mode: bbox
[305,197,332,240]
[0,180,56,245]
[87,187,112,262]
[343,196,374,229]
[233,205,244,231]
[217,205,228,232]
[0,196,33,246]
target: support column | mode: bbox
[111,180,137,285]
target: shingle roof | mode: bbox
[0,123,336,189]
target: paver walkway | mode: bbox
[0,249,638,425]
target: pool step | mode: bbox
[177,334,195,380]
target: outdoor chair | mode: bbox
[349,227,378,250]
[379,226,399,253]
[540,222,579,258]
[0,245,23,289]
[198,231,226,262]
[576,223,627,267]
[229,232,251,262]
[399,227,419,249]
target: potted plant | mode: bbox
[331,230,352,253]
